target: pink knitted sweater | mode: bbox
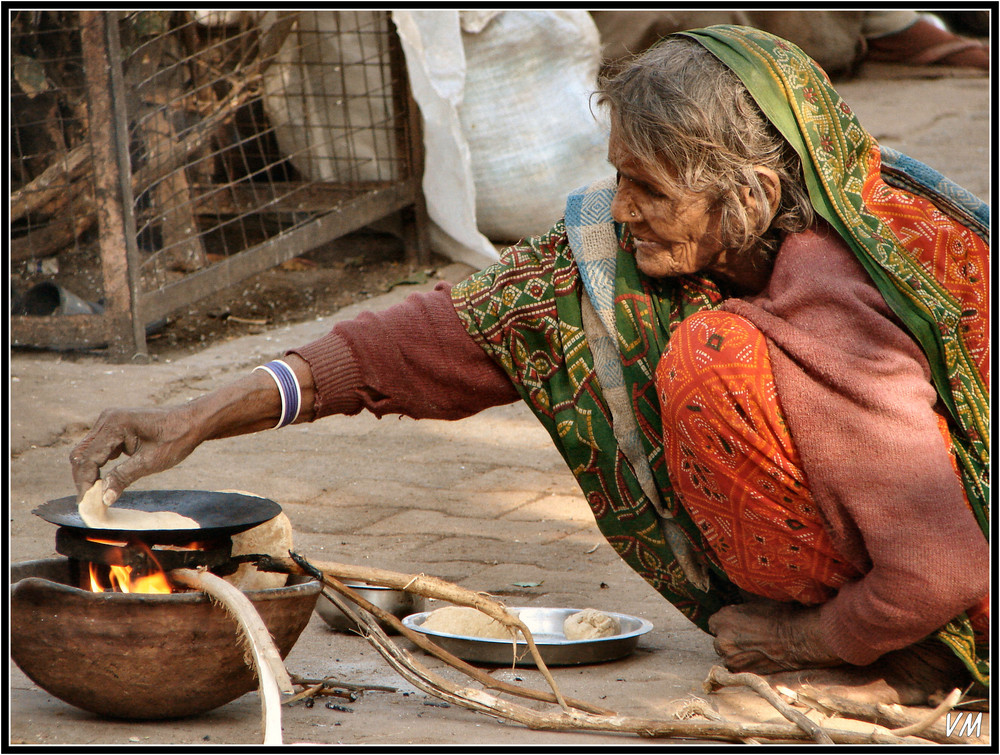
[289,229,988,665]
[719,225,988,664]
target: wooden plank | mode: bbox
[189,181,396,216]
[139,182,417,323]
[81,11,147,362]
[11,314,109,350]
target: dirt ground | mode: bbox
[8,60,993,748]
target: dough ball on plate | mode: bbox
[563,608,620,640]
[420,606,519,640]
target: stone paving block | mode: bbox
[466,562,554,592]
[292,531,449,577]
[283,501,405,535]
[317,478,537,518]
[498,492,597,525]
[452,465,579,495]
[362,508,589,546]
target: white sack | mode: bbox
[392,11,498,269]
[457,11,610,243]
[260,11,397,184]
[393,10,610,267]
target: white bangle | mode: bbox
[252,360,301,429]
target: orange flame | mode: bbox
[87,562,173,594]
[84,538,174,594]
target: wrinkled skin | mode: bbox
[708,600,972,705]
[606,124,780,292]
[70,354,316,506]
[70,405,205,506]
[709,601,841,674]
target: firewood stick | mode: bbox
[282,682,325,707]
[322,586,927,744]
[257,554,934,744]
[170,568,293,745]
[776,685,978,744]
[316,581,612,716]
[288,675,397,693]
[10,143,91,222]
[276,552,572,711]
[890,687,963,737]
[705,666,835,744]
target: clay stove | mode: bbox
[10,490,321,719]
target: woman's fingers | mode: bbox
[69,409,130,497]
[101,454,149,507]
[69,407,188,502]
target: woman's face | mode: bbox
[607,127,727,279]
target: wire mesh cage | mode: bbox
[11,11,94,268]
[11,10,428,361]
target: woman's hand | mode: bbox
[69,356,315,505]
[70,405,207,506]
[708,600,842,674]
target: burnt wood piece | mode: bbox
[54,527,235,575]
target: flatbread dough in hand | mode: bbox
[77,481,199,530]
[420,605,520,640]
[563,608,620,640]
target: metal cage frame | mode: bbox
[11,10,429,362]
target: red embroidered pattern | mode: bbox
[657,310,861,603]
[862,153,990,384]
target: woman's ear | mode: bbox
[739,166,782,224]
[755,166,782,215]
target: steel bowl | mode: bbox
[402,606,653,666]
[10,557,321,720]
[315,582,425,634]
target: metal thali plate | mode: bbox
[402,606,653,666]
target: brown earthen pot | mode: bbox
[10,558,321,720]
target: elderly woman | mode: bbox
[70,26,988,703]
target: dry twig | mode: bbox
[253,552,932,744]
[170,568,293,745]
[320,586,929,743]
[890,687,963,737]
[277,552,571,710]
[316,583,611,715]
[705,666,835,744]
[778,684,978,744]
[289,675,397,694]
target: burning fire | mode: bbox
[84,537,173,594]
[88,563,173,594]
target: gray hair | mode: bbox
[596,36,814,263]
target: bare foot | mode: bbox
[762,639,972,707]
[709,600,974,706]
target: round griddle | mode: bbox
[33,489,282,545]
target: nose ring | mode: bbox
[629,211,636,218]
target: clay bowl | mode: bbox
[10,557,321,720]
